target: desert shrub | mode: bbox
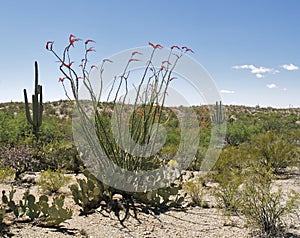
[37,169,71,194]
[248,132,299,174]
[212,145,247,214]
[213,169,242,214]
[0,166,15,183]
[259,113,283,132]
[239,167,300,237]
[188,146,208,171]
[226,121,257,146]
[38,116,72,144]
[40,141,82,172]
[183,176,208,207]
[213,145,247,175]
[0,110,31,146]
[0,146,43,178]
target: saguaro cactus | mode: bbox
[212,101,225,125]
[24,61,43,139]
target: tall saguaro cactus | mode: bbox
[24,61,43,139]
[212,101,225,125]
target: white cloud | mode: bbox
[266,83,278,89]
[232,64,278,78]
[220,89,235,94]
[283,88,288,91]
[256,73,264,79]
[281,64,299,71]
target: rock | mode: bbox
[229,115,237,121]
[112,194,123,200]
[20,172,39,184]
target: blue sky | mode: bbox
[0,0,299,108]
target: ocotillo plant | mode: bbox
[212,101,225,125]
[46,35,196,190]
[24,61,43,139]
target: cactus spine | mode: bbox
[24,61,43,139]
[212,101,225,125]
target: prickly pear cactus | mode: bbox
[134,184,185,209]
[1,187,72,227]
[70,169,105,215]
[41,195,72,227]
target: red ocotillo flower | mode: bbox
[132,51,142,56]
[182,46,194,53]
[58,77,65,82]
[129,58,140,62]
[85,39,96,44]
[86,47,96,52]
[69,34,81,46]
[169,77,177,82]
[46,41,54,50]
[69,34,76,40]
[171,45,180,50]
[136,109,143,116]
[148,42,155,48]
[103,58,113,63]
[91,65,98,69]
[69,38,80,47]
[148,42,163,49]
[160,65,166,70]
[162,60,171,65]
[63,61,74,68]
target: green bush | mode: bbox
[213,169,242,214]
[0,166,15,183]
[226,121,257,146]
[183,176,208,207]
[40,141,82,172]
[239,167,300,237]
[37,169,71,194]
[0,110,31,146]
[248,132,299,174]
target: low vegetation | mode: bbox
[0,101,299,236]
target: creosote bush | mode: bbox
[213,169,242,214]
[239,167,300,237]
[212,145,300,237]
[248,132,299,174]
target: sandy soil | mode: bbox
[1,172,300,238]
